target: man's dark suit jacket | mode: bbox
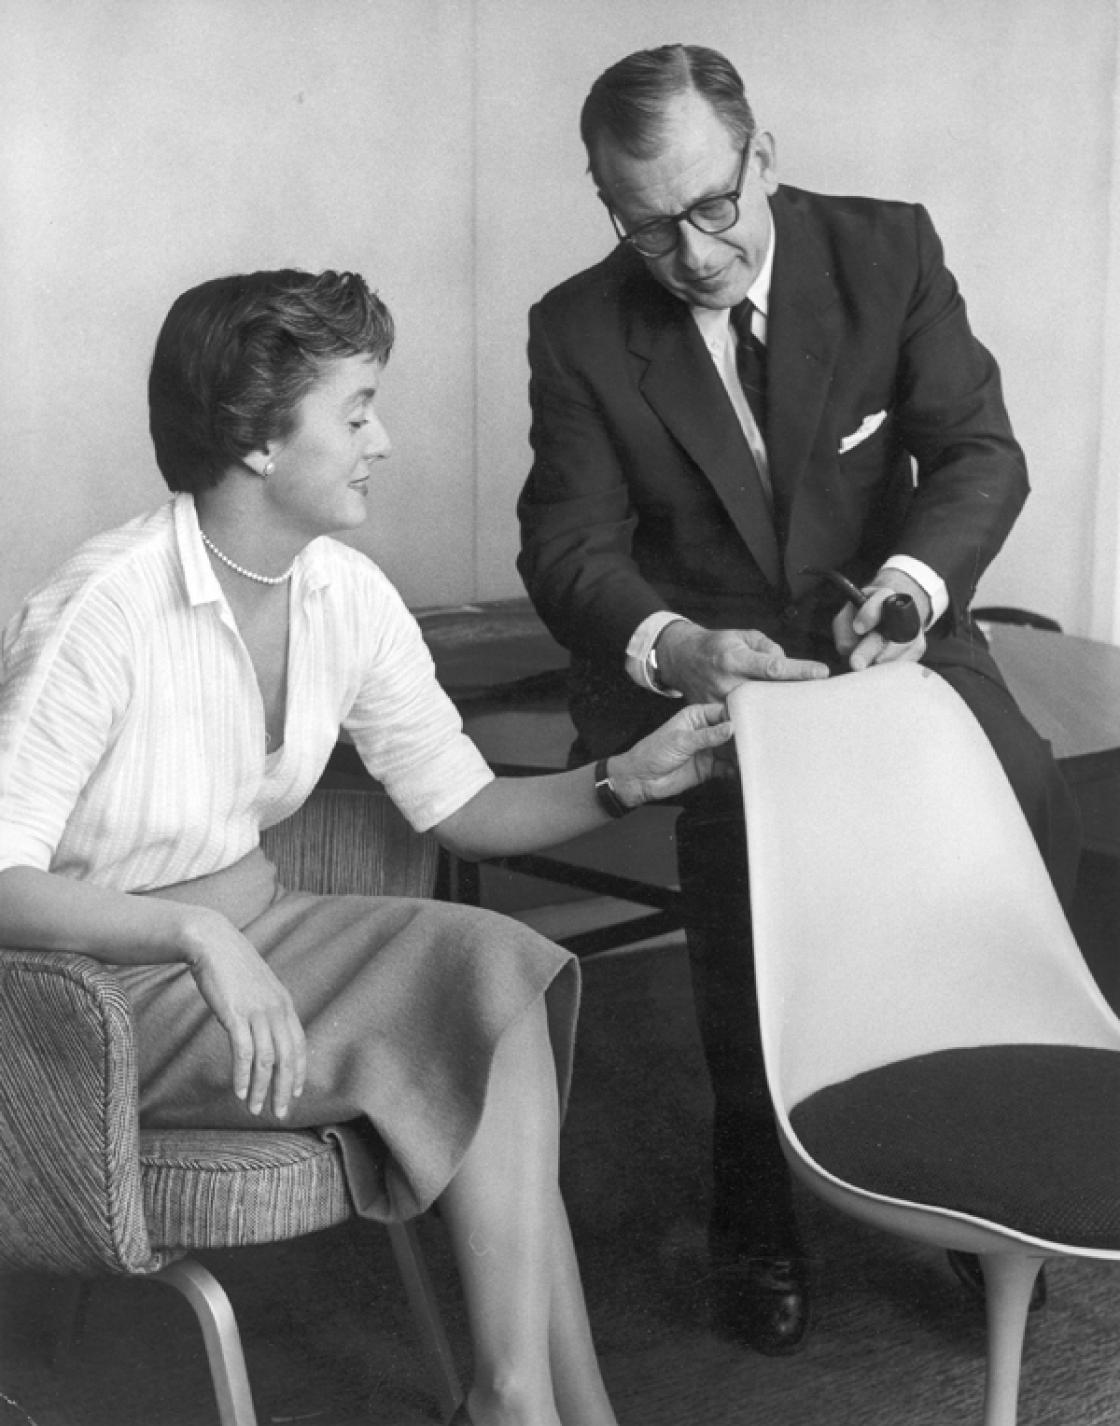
[517,183,1030,757]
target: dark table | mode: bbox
[984,622,1120,857]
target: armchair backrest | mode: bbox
[260,781,438,899]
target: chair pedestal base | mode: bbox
[981,1253,1046,1426]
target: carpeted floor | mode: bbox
[1,853,1118,1426]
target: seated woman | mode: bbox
[0,270,731,1426]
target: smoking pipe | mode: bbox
[803,568,923,644]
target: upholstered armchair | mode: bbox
[0,763,463,1426]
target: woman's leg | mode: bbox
[438,998,616,1426]
[546,1194,617,1426]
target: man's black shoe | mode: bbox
[709,1252,813,1355]
[946,1249,1048,1311]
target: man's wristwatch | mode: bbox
[593,758,632,819]
[646,643,670,693]
[645,618,691,696]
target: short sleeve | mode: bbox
[0,583,133,872]
[338,570,493,830]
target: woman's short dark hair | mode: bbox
[580,44,756,186]
[148,269,395,493]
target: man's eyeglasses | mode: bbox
[609,142,752,259]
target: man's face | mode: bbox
[595,91,778,310]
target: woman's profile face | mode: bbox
[263,353,390,538]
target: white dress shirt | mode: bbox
[0,493,493,890]
[626,211,947,694]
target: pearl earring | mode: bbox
[263,460,275,477]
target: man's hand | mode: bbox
[181,907,307,1120]
[655,621,829,702]
[832,568,929,671]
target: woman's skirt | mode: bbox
[113,848,579,1222]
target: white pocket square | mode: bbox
[838,409,888,454]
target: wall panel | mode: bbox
[474,0,1118,636]
[0,0,477,620]
[2,0,1116,640]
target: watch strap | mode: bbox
[593,757,631,819]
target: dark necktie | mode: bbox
[729,298,778,523]
[731,298,768,439]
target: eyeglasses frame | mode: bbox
[607,140,754,258]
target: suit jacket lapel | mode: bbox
[766,189,845,576]
[626,273,783,588]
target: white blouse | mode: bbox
[0,493,493,891]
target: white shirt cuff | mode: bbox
[880,556,949,627]
[626,612,690,696]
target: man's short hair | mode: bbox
[148,269,394,493]
[580,44,757,186]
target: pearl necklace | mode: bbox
[200,530,295,586]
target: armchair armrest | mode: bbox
[0,950,169,1276]
[0,769,434,1279]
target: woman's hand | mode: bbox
[0,867,306,1118]
[181,908,307,1120]
[437,704,731,858]
[606,701,735,809]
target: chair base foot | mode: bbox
[151,1256,259,1426]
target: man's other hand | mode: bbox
[832,568,929,671]
[656,622,830,702]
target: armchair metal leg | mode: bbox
[980,1252,1046,1426]
[385,1219,463,1422]
[152,1256,259,1426]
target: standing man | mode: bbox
[517,44,1079,1357]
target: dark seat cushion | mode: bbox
[789,1045,1120,1249]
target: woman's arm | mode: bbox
[0,865,213,963]
[433,701,732,860]
[0,867,306,1120]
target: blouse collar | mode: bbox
[172,491,332,605]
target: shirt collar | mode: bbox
[750,206,776,317]
[172,491,331,605]
[690,203,776,343]
[174,493,223,606]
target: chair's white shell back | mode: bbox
[729,664,1120,1112]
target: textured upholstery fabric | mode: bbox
[790,1044,1120,1249]
[0,950,172,1276]
[0,780,438,1277]
[260,783,438,897]
[140,1129,351,1249]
